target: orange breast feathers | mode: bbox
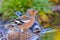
[18,17,35,30]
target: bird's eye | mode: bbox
[33,10,35,12]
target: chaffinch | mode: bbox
[12,9,38,31]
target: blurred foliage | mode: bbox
[38,10,56,28]
[41,32,54,40]
[50,0,60,5]
[54,30,60,40]
[41,29,60,40]
[40,29,60,40]
[2,0,54,20]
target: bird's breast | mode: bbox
[18,18,35,30]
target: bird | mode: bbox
[14,10,41,35]
[9,9,38,32]
[14,9,38,32]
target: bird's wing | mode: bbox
[21,20,30,23]
[19,15,30,20]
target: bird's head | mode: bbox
[26,9,38,17]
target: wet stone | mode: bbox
[1,37,7,40]
[0,31,3,38]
